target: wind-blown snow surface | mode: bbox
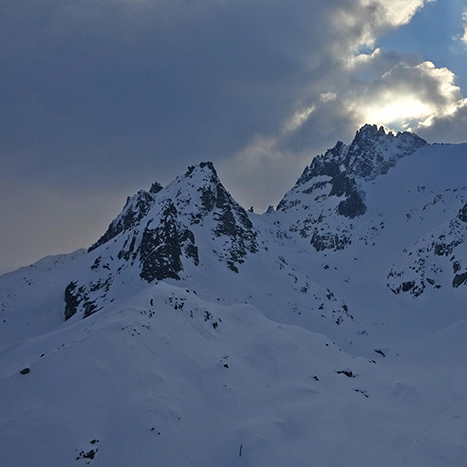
[1,126,467,466]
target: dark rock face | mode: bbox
[337,191,366,219]
[117,232,139,262]
[401,281,416,293]
[139,201,199,282]
[329,172,355,198]
[433,238,462,257]
[453,272,467,288]
[310,232,352,252]
[388,278,426,297]
[277,141,362,251]
[64,279,106,320]
[64,281,80,320]
[278,141,348,213]
[149,182,163,194]
[212,189,258,273]
[89,189,157,252]
[280,124,426,209]
[458,204,467,223]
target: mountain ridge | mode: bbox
[1,125,467,467]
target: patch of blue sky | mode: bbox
[379,0,467,93]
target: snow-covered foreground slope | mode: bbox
[2,283,467,466]
[1,125,467,466]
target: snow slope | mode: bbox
[1,125,467,466]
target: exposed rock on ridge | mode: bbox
[139,200,199,282]
[388,199,467,296]
[89,189,158,252]
[276,124,427,251]
[64,162,258,320]
[170,162,258,272]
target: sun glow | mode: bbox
[361,95,433,129]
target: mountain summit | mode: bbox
[1,125,467,466]
[276,125,428,250]
[64,161,259,320]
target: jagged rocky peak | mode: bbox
[279,124,427,213]
[89,160,258,272]
[294,124,427,189]
[344,124,427,180]
[184,161,219,185]
[176,161,251,221]
[165,161,258,260]
[275,124,429,252]
[176,161,258,272]
[65,162,260,320]
[178,161,234,222]
[90,162,223,254]
[149,181,163,194]
[294,140,347,188]
[89,182,163,251]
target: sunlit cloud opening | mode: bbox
[351,91,464,133]
[341,57,465,132]
[358,95,433,130]
[284,106,315,133]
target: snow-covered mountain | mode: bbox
[1,125,467,466]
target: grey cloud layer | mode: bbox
[1,0,465,269]
[1,0,431,188]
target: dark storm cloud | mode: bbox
[0,0,430,190]
[3,0,466,270]
[1,0,330,189]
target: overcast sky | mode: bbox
[1,0,467,273]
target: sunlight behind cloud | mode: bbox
[358,95,432,130]
[342,57,465,132]
[2,0,466,270]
